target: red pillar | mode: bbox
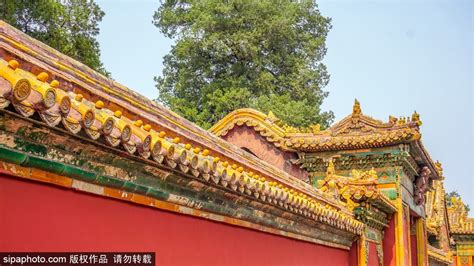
[411,234,418,266]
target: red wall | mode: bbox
[368,242,379,266]
[0,174,350,266]
[383,215,396,266]
[348,241,358,266]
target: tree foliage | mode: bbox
[0,0,109,76]
[446,191,470,213]
[153,0,334,129]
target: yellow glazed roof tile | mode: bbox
[0,21,364,235]
[210,100,441,180]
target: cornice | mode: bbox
[295,149,420,179]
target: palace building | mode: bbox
[0,20,472,265]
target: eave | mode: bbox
[0,20,353,214]
[447,197,474,235]
[211,104,441,180]
[210,108,421,153]
[428,245,453,264]
[0,21,349,210]
[0,20,365,245]
[0,114,357,248]
[451,220,474,235]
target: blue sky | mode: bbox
[96,0,473,209]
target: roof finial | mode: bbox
[353,99,361,116]
[435,160,443,178]
[411,111,422,126]
[267,110,278,122]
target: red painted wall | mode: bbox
[368,242,379,266]
[383,215,396,266]
[0,174,350,266]
[348,241,358,266]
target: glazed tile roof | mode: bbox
[428,245,453,264]
[448,197,474,235]
[210,101,441,180]
[0,20,364,235]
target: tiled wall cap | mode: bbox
[95,100,104,109]
[37,72,49,82]
[50,80,60,88]
[75,94,83,102]
[8,59,19,70]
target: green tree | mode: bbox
[154,0,334,129]
[446,191,470,213]
[0,0,109,76]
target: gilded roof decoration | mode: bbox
[316,160,396,212]
[211,100,422,152]
[448,197,474,234]
[0,21,365,235]
[425,176,452,262]
[211,100,441,180]
[425,179,449,236]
